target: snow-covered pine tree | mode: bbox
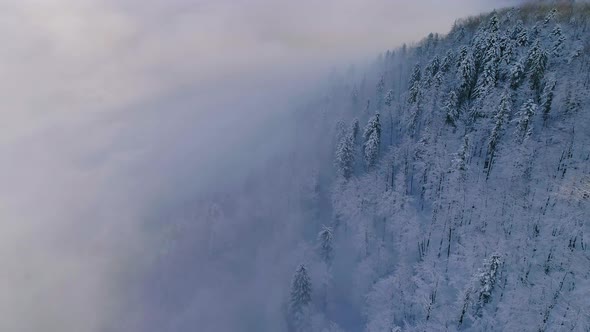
[515,99,537,142]
[509,58,526,90]
[515,20,529,46]
[551,24,565,57]
[475,35,501,97]
[444,90,460,127]
[475,254,502,313]
[363,113,381,169]
[441,49,454,73]
[526,39,548,98]
[289,264,313,332]
[457,52,476,103]
[335,131,355,180]
[408,64,422,104]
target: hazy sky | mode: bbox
[0,1,522,331]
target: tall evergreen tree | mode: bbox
[289,265,312,331]
[526,40,548,97]
[515,99,537,142]
[363,113,382,169]
[457,52,476,102]
[335,131,355,180]
[408,64,422,104]
[444,90,460,127]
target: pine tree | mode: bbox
[457,52,476,102]
[444,90,460,127]
[335,131,355,180]
[475,36,501,97]
[526,40,548,97]
[551,25,565,57]
[289,264,313,332]
[441,49,454,73]
[335,120,347,143]
[475,255,502,314]
[384,90,394,108]
[363,113,382,169]
[426,55,441,81]
[457,46,469,68]
[512,20,529,46]
[408,64,422,104]
[515,99,536,142]
[318,226,334,266]
[544,8,558,26]
[509,59,525,90]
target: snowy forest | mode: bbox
[142,2,590,332]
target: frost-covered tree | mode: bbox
[335,131,355,180]
[363,113,381,169]
[526,40,548,96]
[514,20,529,46]
[543,8,557,26]
[551,25,565,57]
[444,90,460,127]
[476,36,501,96]
[384,90,394,108]
[289,264,312,332]
[475,255,501,312]
[441,49,454,73]
[509,59,526,90]
[515,99,536,141]
[408,64,422,104]
[457,52,476,102]
[485,92,511,177]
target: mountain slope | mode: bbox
[288,3,590,331]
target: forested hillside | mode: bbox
[155,3,590,331]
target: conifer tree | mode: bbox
[363,113,382,169]
[474,255,502,314]
[289,264,313,332]
[551,25,565,57]
[335,131,355,180]
[408,64,422,104]
[509,59,526,90]
[526,40,548,97]
[444,90,460,127]
[441,50,454,73]
[457,52,476,102]
[384,90,394,108]
[515,99,537,142]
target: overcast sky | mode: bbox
[0,1,522,331]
